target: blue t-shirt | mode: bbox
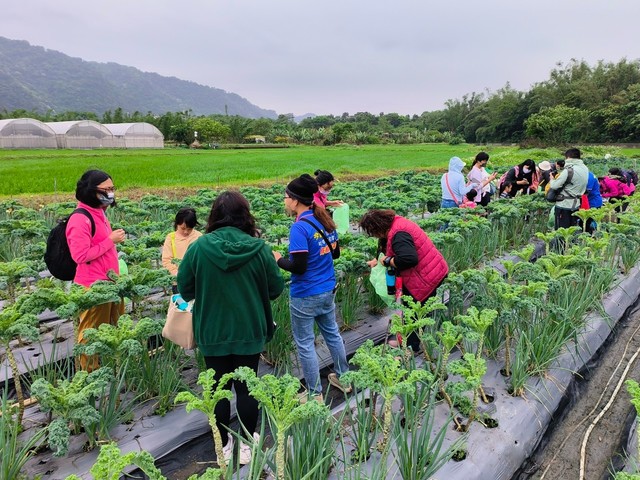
[288,211,338,298]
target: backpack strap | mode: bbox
[554,167,581,206]
[299,217,336,256]
[170,232,177,258]
[72,208,96,237]
[444,173,461,205]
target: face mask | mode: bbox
[98,192,115,206]
[319,188,329,196]
[523,167,531,174]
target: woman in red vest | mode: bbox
[360,209,449,351]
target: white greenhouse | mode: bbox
[45,121,114,149]
[102,123,164,148]
[0,118,57,149]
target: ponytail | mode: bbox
[312,204,336,233]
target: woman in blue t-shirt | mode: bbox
[273,174,351,400]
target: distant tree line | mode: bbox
[2,59,640,146]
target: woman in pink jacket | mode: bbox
[66,169,126,370]
[600,168,635,213]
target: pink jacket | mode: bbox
[600,176,634,198]
[313,190,328,208]
[386,216,449,302]
[66,202,119,287]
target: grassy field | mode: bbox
[0,144,637,197]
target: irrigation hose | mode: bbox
[539,312,640,480]
[579,330,640,480]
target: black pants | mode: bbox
[204,353,260,446]
[479,192,491,207]
[403,278,446,352]
[554,207,579,230]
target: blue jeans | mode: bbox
[290,291,349,395]
[440,199,459,209]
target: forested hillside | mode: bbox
[0,37,277,119]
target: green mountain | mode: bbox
[0,37,277,119]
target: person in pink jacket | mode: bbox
[66,169,126,370]
[600,169,635,213]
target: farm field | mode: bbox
[1,144,639,197]
[2,150,640,479]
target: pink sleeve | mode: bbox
[66,214,115,264]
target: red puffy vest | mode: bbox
[386,216,449,302]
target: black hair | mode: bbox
[466,189,477,201]
[565,148,581,159]
[75,169,112,208]
[609,167,622,177]
[499,181,514,195]
[206,191,260,237]
[472,152,489,167]
[174,207,199,230]
[314,169,335,186]
[519,159,536,171]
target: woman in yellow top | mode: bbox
[162,207,202,292]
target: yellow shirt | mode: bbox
[161,229,203,276]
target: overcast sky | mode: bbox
[2,1,639,117]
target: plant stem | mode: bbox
[277,432,286,480]
[504,324,511,377]
[5,346,25,425]
[210,420,227,470]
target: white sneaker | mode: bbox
[221,436,234,463]
[238,432,261,465]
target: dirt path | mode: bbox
[518,301,640,480]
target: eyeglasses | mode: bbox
[98,186,116,193]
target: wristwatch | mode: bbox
[383,256,393,268]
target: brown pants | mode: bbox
[77,300,124,371]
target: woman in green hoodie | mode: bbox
[177,191,285,465]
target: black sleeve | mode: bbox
[505,167,517,182]
[332,241,340,260]
[277,251,308,275]
[391,232,418,271]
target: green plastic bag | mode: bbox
[369,255,394,306]
[118,258,128,275]
[333,204,350,235]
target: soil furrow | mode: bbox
[519,302,640,480]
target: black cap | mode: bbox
[286,174,318,206]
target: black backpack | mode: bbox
[44,208,96,281]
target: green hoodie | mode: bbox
[177,226,285,356]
